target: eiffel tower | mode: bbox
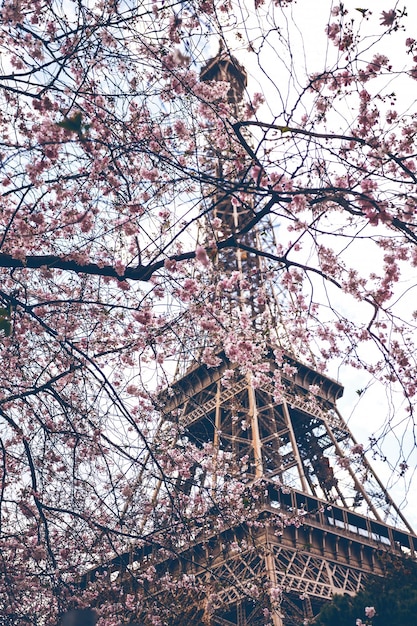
[92,48,417,626]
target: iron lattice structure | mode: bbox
[146,354,415,625]
[86,48,417,626]
[97,355,417,623]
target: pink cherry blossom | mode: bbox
[380,10,396,27]
[0,2,416,624]
[195,244,211,267]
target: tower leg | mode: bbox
[264,549,284,626]
[271,611,284,626]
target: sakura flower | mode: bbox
[195,244,210,267]
[309,384,320,396]
[365,607,376,619]
[399,461,409,475]
[380,10,395,27]
[337,456,350,469]
[114,259,126,277]
[164,258,177,272]
[251,164,262,182]
[202,347,222,368]
[326,22,341,42]
[269,585,282,602]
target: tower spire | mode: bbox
[200,41,247,109]
[199,44,273,327]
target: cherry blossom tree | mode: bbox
[1,0,417,623]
